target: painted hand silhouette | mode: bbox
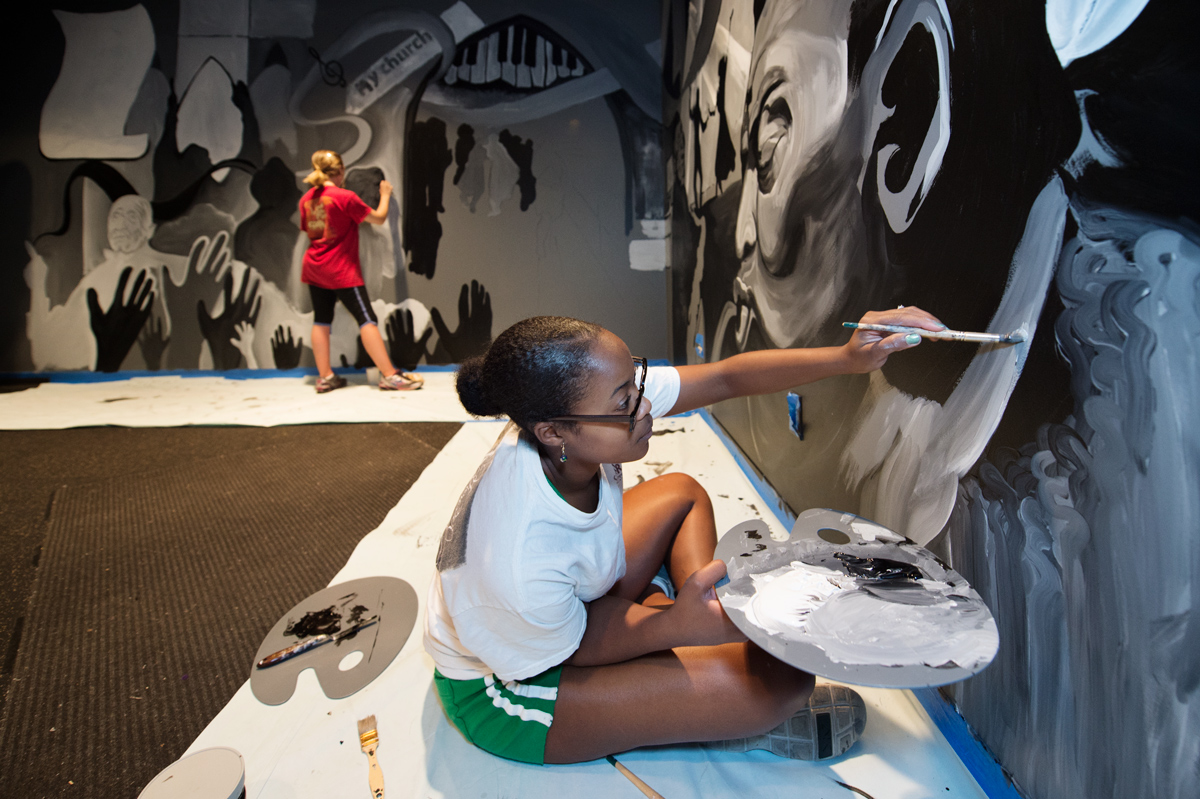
[271,325,304,370]
[198,269,262,370]
[138,316,169,371]
[181,231,233,320]
[386,308,432,370]
[189,231,232,282]
[88,266,155,372]
[231,321,258,369]
[430,280,492,363]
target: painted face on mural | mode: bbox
[733,0,865,349]
[106,195,155,254]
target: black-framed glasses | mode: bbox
[551,357,648,433]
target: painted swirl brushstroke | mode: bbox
[947,201,1200,799]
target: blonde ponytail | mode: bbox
[304,150,344,187]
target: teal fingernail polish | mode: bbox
[905,333,921,344]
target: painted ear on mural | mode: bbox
[859,0,953,235]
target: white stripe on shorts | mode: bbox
[483,674,554,727]
[501,679,559,701]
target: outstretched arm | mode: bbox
[669,306,945,415]
[364,179,393,225]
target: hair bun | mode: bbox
[455,356,500,417]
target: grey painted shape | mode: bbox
[250,576,418,705]
[178,0,249,37]
[250,0,316,39]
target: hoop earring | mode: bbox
[560,442,568,463]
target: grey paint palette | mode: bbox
[251,576,418,705]
[715,509,998,688]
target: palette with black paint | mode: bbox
[715,509,998,688]
[250,575,418,705]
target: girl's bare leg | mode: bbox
[612,473,717,602]
[359,322,398,377]
[543,473,816,763]
[311,324,332,377]
[544,643,814,763]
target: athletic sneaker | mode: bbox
[379,371,424,391]
[704,684,867,760]
[315,373,347,393]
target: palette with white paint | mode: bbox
[716,508,998,688]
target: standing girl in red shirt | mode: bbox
[300,149,424,392]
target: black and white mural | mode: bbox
[4,0,667,374]
[666,0,1198,798]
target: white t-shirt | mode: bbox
[424,366,682,681]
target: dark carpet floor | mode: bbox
[0,421,460,798]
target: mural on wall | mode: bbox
[5,0,668,375]
[666,1,1198,798]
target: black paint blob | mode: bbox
[284,606,342,639]
[834,552,922,581]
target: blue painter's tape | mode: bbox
[786,392,803,440]
[912,688,1026,799]
[0,364,462,383]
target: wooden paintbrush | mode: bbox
[357,715,384,799]
[607,755,665,798]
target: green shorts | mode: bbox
[433,666,563,765]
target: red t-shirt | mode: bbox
[299,185,372,289]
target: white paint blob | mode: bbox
[730,561,855,637]
[849,520,902,542]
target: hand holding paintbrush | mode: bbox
[839,305,948,372]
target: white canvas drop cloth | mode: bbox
[3,375,988,797]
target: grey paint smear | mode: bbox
[805,588,995,668]
[946,204,1200,799]
[841,178,1068,545]
[435,423,509,571]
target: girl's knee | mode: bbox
[745,651,814,726]
[658,472,711,507]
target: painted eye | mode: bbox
[756,97,791,194]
